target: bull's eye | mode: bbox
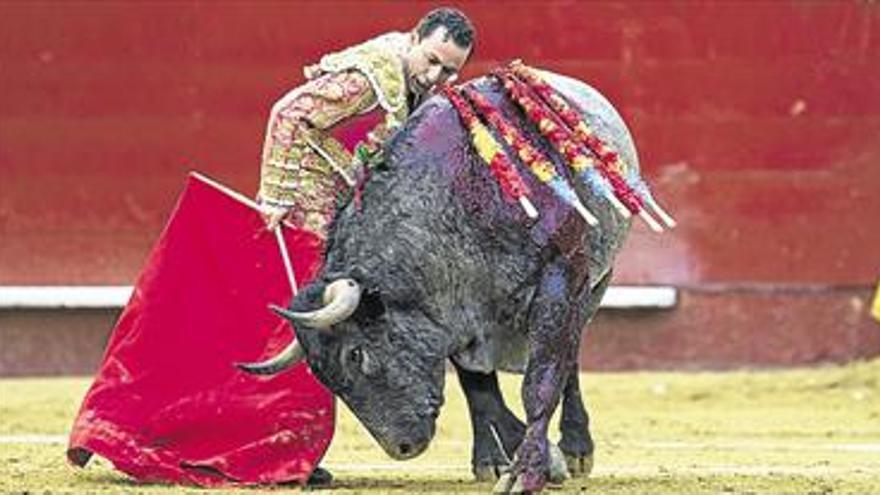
[346,346,377,376]
[349,347,363,366]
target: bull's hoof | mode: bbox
[491,445,568,493]
[564,454,594,478]
[474,463,509,482]
[492,472,526,494]
[547,443,570,483]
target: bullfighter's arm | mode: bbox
[257,69,380,212]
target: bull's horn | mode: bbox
[269,304,299,321]
[235,340,305,375]
[279,278,362,329]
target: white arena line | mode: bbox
[0,285,677,310]
[589,465,880,476]
[637,440,880,453]
[0,434,67,444]
[320,463,879,477]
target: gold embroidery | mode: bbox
[258,32,411,236]
[317,32,410,127]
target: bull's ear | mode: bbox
[346,264,369,283]
[353,288,386,324]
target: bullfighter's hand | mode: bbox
[260,203,290,231]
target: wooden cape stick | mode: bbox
[190,172,299,295]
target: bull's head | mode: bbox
[239,275,449,460]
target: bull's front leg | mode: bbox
[494,263,583,494]
[453,362,525,481]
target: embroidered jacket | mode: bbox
[258,32,411,235]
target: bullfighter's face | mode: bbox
[404,26,471,97]
[290,278,449,460]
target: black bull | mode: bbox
[242,71,636,493]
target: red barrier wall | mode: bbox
[2,0,877,285]
[1,1,878,372]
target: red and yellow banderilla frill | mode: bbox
[509,61,676,229]
[495,68,666,230]
[462,87,599,226]
[442,85,538,219]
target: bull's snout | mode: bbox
[377,420,435,460]
[388,438,429,460]
[355,392,442,461]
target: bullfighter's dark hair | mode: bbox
[416,7,475,50]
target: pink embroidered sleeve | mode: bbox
[258,70,377,214]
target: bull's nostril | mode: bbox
[399,443,412,456]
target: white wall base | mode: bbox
[0,285,677,309]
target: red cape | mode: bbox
[67,173,334,486]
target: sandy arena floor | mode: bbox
[1,359,878,494]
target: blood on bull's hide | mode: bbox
[241,69,644,494]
